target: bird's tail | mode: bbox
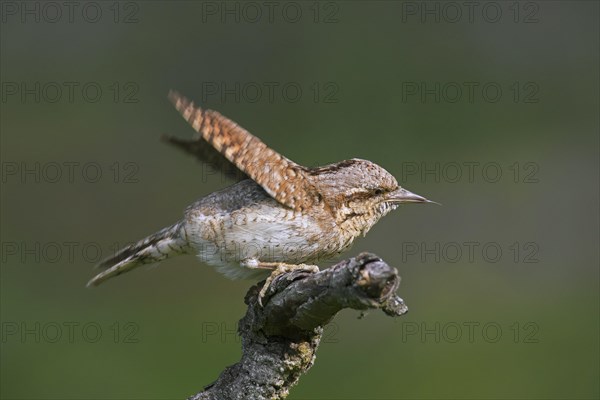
[87,222,189,287]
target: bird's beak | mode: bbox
[385,188,438,204]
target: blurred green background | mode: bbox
[1,1,598,399]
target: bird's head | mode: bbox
[310,158,433,235]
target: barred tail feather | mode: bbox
[87,222,189,287]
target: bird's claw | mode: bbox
[257,263,319,307]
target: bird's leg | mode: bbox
[242,260,320,306]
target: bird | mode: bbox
[87,90,433,296]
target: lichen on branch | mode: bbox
[188,252,408,400]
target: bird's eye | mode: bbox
[374,189,384,196]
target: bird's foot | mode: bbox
[243,260,319,306]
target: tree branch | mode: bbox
[188,252,408,400]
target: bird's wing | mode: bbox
[168,90,318,211]
[161,133,248,181]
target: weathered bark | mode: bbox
[188,252,408,400]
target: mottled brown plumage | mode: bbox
[161,133,248,181]
[87,91,432,287]
[168,90,319,212]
